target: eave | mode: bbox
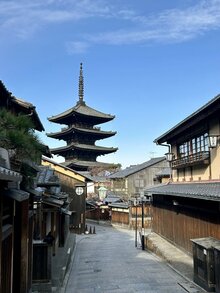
[47,125,116,140]
[0,80,44,132]
[48,103,115,126]
[63,159,115,169]
[154,94,220,144]
[50,143,118,155]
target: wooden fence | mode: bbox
[153,201,220,254]
[111,204,152,230]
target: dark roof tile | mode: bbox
[145,182,220,201]
[109,157,166,179]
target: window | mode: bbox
[178,133,208,157]
[135,179,144,188]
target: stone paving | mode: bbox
[62,224,206,293]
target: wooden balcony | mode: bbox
[171,151,210,169]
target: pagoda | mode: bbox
[47,64,118,171]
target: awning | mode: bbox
[25,187,43,198]
[61,208,74,216]
[3,188,29,202]
[51,192,68,200]
[0,166,22,182]
[145,182,220,201]
[42,196,64,207]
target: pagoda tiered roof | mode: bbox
[51,142,118,156]
[48,101,115,126]
[62,159,115,171]
[47,63,118,171]
[47,125,116,140]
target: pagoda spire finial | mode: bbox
[78,63,84,102]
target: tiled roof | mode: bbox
[51,142,118,153]
[63,159,114,169]
[109,202,129,209]
[154,94,220,144]
[48,102,114,123]
[145,182,220,201]
[0,166,22,182]
[109,157,166,179]
[47,125,116,138]
[0,80,44,131]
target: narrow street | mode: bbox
[63,224,191,293]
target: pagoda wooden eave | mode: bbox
[63,159,114,169]
[48,103,115,126]
[50,143,118,156]
[47,125,116,140]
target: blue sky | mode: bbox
[1,0,220,168]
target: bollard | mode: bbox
[93,226,96,234]
[89,226,92,234]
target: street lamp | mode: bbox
[208,135,219,148]
[165,152,173,162]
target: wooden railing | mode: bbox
[171,151,210,169]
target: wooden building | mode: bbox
[109,157,169,200]
[0,149,28,293]
[41,156,90,233]
[145,93,220,254]
[47,63,118,171]
[0,80,44,132]
[0,81,44,292]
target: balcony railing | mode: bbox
[171,151,210,169]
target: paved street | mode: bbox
[63,224,194,293]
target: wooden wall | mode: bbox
[111,204,152,229]
[112,210,129,227]
[152,195,220,254]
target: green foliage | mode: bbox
[0,108,44,164]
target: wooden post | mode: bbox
[20,199,29,293]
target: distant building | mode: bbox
[47,63,118,171]
[109,157,170,199]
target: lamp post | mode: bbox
[134,196,138,248]
[141,199,145,250]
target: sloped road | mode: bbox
[64,224,192,293]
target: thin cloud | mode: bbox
[83,0,220,47]
[1,0,220,47]
[0,0,112,38]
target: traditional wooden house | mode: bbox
[41,156,90,233]
[145,93,220,254]
[47,63,118,171]
[0,81,45,293]
[31,165,72,291]
[109,157,169,200]
[0,148,27,293]
[0,80,44,132]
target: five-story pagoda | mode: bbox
[47,64,118,171]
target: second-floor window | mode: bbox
[135,178,144,188]
[178,133,208,157]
